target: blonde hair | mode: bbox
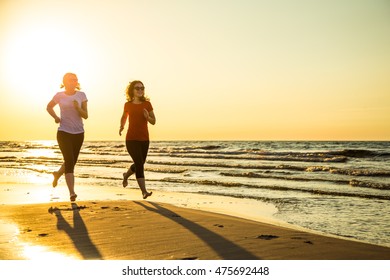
[60,73,81,90]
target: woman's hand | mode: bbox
[143,108,149,120]
[73,100,88,119]
[119,111,127,136]
[73,100,80,109]
[46,100,61,124]
[145,109,156,125]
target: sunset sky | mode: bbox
[1,0,389,141]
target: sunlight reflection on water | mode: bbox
[1,221,76,260]
[22,243,76,260]
[0,221,19,244]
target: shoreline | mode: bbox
[1,182,390,252]
[1,183,390,259]
[1,200,390,260]
[0,181,354,239]
[2,140,390,251]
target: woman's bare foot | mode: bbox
[122,173,128,188]
[52,171,60,188]
[143,191,152,199]
[70,194,77,202]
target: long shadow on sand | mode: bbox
[49,203,103,260]
[134,201,259,259]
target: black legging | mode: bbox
[57,131,84,173]
[126,140,149,178]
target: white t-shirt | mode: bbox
[52,91,88,134]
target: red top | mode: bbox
[124,101,153,141]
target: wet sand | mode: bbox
[1,199,390,260]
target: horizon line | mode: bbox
[1,139,389,142]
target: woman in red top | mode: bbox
[119,80,156,199]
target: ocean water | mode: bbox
[1,140,389,247]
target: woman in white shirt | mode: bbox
[46,73,88,201]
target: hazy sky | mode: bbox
[1,0,389,141]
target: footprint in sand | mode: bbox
[304,241,313,245]
[38,233,48,237]
[257,235,279,240]
[213,224,224,228]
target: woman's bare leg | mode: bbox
[65,173,77,201]
[122,166,134,188]
[52,163,65,187]
[136,178,152,199]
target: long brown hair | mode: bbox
[125,80,149,102]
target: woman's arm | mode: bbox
[144,109,156,125]
[74,100,88,119]
[46,100,61,123]
[119,111,128,136]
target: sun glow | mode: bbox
[1,0,390,141]
[2,20,94,107]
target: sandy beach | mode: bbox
[1,183,390,260]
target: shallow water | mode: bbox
[1,140,389,247]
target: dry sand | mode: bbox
[1,200,390,260]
